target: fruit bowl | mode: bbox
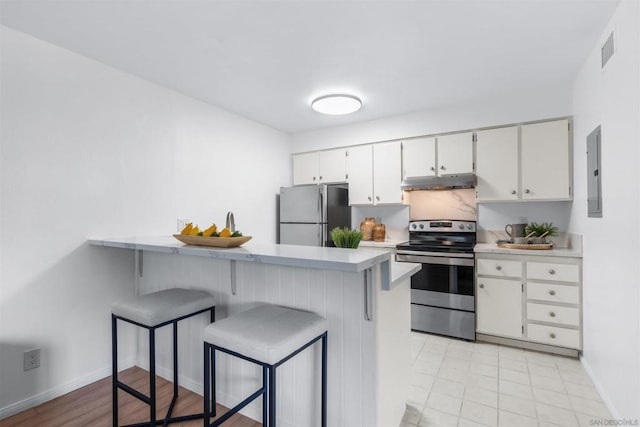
[173,234,252,248]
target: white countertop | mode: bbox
[359,239,406,249]
[89,236,393,273]
[474,243,582,258]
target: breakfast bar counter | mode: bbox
[90,236,420,427]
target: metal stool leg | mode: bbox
[112,315,118,427]
[268,366,276,427]
[204,343,211,426]
[149,328,156,426]
[321,332,327,427]
[262,366,268,426]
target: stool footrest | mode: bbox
[123,412,205,427]
[116,381,151,405]
[212,387,266,427]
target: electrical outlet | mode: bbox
[24,348,40,371]
[177,218,191,232]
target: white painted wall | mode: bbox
[292,84,572,153]
[0,26,291,416]
[569,0,640,419]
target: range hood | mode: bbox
[401,173,477,191]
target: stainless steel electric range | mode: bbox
[396,220,477,340]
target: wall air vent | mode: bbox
[601,32,614,68]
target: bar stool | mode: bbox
[111,288,216,427]
[203,304,327,427]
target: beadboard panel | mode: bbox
[133,252,377,427]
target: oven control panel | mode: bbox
[409,220,476,233]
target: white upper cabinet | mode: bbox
[373,141,403,204]
[521,119,571,200]
[292,148,347,186]
[402,137,436,178]
[292,152,319,185]
[476,126,519,201]
[346,142,402,206]
[437,132,474,175]
[318,148,347,184]
[402,133,473,179]
[346,145,373,205]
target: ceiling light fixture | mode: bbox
[311,94,362,115]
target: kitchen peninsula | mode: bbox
[89,236,420,427]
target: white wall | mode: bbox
[292,84,572,153]
[569,0,640,419]
[0,26,291,416]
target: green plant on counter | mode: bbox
[525,222,559,237]
[331,227,364,249]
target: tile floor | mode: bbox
[401,332,612,427]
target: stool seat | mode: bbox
[203,305,327,365]
[112,288,216,327]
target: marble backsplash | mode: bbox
[406,188,477,221]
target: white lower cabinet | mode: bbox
[476,277,523,339]
[476,253,582,352]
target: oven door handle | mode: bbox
[396,253,475,267]
[396,250,474,258]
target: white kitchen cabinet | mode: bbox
[292,152,319,185]
[437,132,474,175]
[476,126,519,201]
[402,137,436,178]
[401,133,472,179]
[318,148,348,183]
[476,253,582,353]
[346,145,374,205]
[476,277,523,339]
[373,141,403,204]
[347,142,402,206]
[292,149,347,186]
[521,119,571,200]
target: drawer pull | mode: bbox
[549,269,556,275]
[550,333,556,339]
[549,290,556,296]
[479,283,485,289]
[496,265,502,271]
[549,312,556,318]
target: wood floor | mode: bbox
[0,367,262,427]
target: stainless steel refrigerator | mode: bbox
[279,184,351,246]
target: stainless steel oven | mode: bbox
[396,220,476,340]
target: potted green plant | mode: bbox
[525,222,559,243]
[331,227,364,249]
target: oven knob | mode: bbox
[458,224,464,230]
[419,224,424,229]
[411,224,417,230]
[466,224,474,230]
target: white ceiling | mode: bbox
[0,0,621,134]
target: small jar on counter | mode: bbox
[373,223,386,242]
[360,217,376,241]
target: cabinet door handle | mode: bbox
[368,196,372,202]
[440,165,446,170]
[479,283,485,288]
[549,290,556,296]
[549,269,556,275]
[313,176,316,181]
[549,312,556,318]
[495,265,502,271]
[525,189,531,194]
[511,190,517,195]
[319,175,323,180]
[550,333,556,339]
[430,166,435,171]
[376,196,380,201]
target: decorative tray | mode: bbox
[173,234,252,248]
[497,242,553,250]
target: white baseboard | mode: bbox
[0,357,135,420]
[580,355,620,419]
